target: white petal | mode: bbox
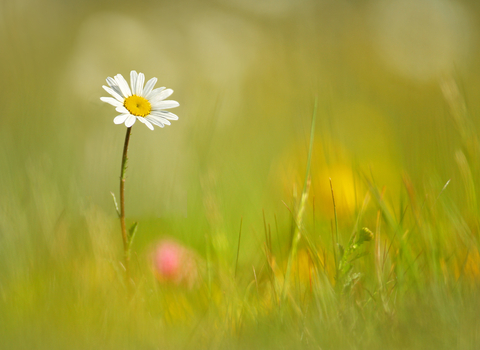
[130,71,138,94]
[142,77,157,97]
[146,87,166,100]
[102,85,124,102]
[146,116,165,128]
[147,115,170,126]
[150,88,173,102]
[114,114,129,124]
[145,120,154,130]
[115,106,129,114]
[153,100,179,109]
[151,111,179,120]
[136,73,145,96]
[138,117,154,130]
[100,97,123,107]
[115,74,132,97]
[106,77,122,96]
[106,77,117,87]
[125,115,136,127]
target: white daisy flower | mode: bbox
[100,71,179,130]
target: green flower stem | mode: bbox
[120,126,132,288]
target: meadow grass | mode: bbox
[1,95,480,349]
[2,2,480,349]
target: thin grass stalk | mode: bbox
[281,98,318,303]
[235,218,243,278]
[330,178,339,279]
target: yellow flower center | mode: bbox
[124,95,151,117]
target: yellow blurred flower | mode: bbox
[455,249,480,283]
[272,138,360,217]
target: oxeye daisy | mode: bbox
[100,70,179,130]
[101,71,181,293]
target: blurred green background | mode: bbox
[1,0,480,349]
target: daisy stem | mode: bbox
[120,126,132,289]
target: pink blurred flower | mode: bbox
[152,240,199,288]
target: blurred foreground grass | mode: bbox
[2,0,480,349]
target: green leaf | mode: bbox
[110,192,120,217]
[128,221,138,248]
